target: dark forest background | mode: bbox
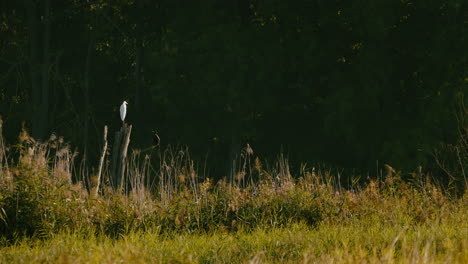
[0,0,466,180]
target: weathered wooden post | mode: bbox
[110,131,122,187]
[110,123,132,191]
[95,125,108,196]
[118,124,132,192]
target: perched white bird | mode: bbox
[120,101,128,123]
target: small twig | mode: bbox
[0,117,9,178]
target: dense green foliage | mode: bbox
[0,0,466,176]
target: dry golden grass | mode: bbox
[0,132,467,263]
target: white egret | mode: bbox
[120,101,128,123]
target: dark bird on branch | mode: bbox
[152,130,160,147]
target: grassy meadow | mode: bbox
[0,129,467,263]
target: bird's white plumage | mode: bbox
[120,101,128,122]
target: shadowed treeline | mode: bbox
[0,0,466,177]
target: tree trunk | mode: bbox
[134,5,143,114]
[237,0,253,25]
[83,39,93,159]
[25,0,41,139]
[40,0,50,139]
[25,0,50,140]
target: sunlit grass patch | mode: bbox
[1,213,467,263]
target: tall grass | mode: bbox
[0,212,467,263]
[0,126,467,262]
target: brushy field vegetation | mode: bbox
[0,127,467,263]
